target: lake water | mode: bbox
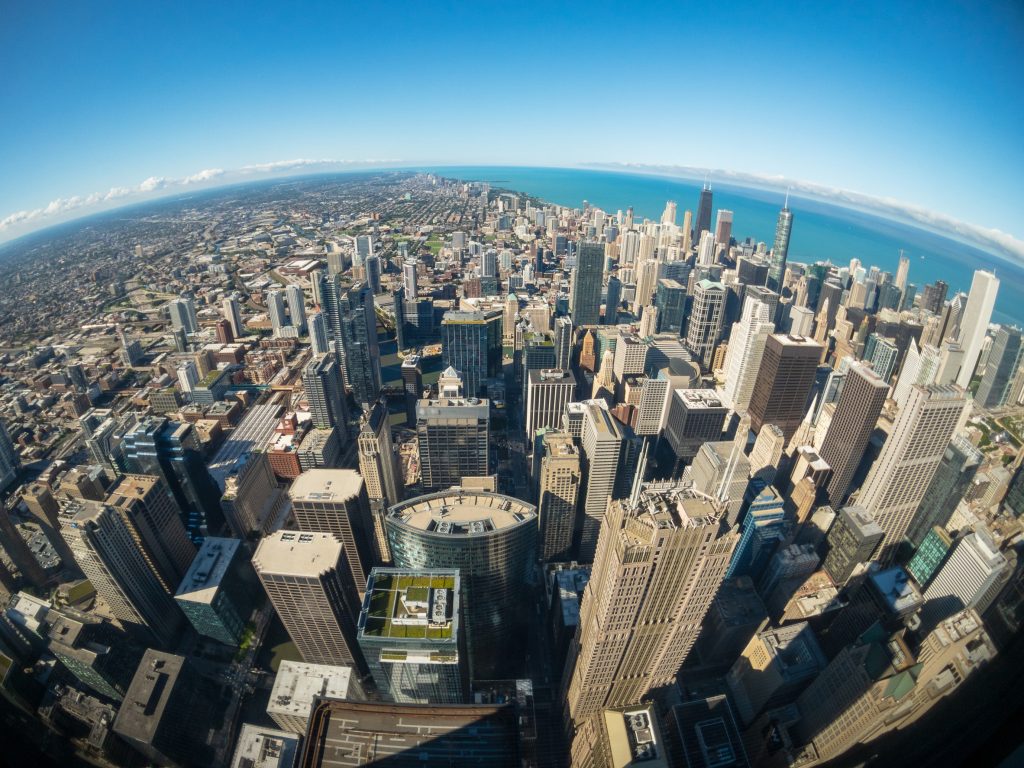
[420,165,1024,326]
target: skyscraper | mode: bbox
[685,279,726,371]
[975,325,1023,408]
[302,354,348,437]
[357,568,468,705]
[579,401,625,561]
[338,281,381,407]
[570,240,604,326]
[174,537,252,646]
[747,334,823,443]
[441,310,489,397]
[604,275,622,325]
[856,384,969,561]
[0,418,20,493]
[821,505,884,585]
[357,401,404,561]
[694,183,713,239]
[106,474,196,594]
[526,368,575,437]
[894,252,911,295]
[60,500,181,647]
[818,362,889,505]
[168,296,198,334]
[267,289,288,334]
[722,297,775,413]
[222,294,243,338]
[715,208,734,246]
[288,469,376,598]
[767,203,793,293]
[905,435,982,547]
[252,530,367,672]
[654,278,687,335]
[921,528,1009,627]
[537,430,582,562]
[563,481,737,729]
[955,269,999,388]
[416,391,490,491]
[386,490,537,678]
[554,315,573,369]
[286,283,307,333]
[309,311,329,355]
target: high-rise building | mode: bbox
[537,431,582,562]
[579,401,625,561]
[660,389,728,476]
[955,270,1000,388]
[921,280,949,316]
[357,568,468,704]
[688,440,750,526]
[714,208,733,246]
[796,609,995,763]
[725,622,826,727]
[252,531,367,672]
[570,240,604,326]
[976,325,1023,408]
[905,435,982,547]
[286,283,307,332]
[59,500,181,647]
[694,183,713,239]
[747,334,823,444]
[722,297,775,414]
[526,368,575,438]
[267,289,288,334]
[357,401,403,562]
[174,537,253,646]
[856,384,968,561]
[267,660,363,735]
[353,234,374,266]
[563,481,737,728]
[386,490,537,678]
[654,278,687,335]
[906,526,954,588]
[338,281,381,407]
[222,294,244,338]
[441,310,489,397]
[685,279,726,371]
[0,419,20,493]
[554,316,573,369]
[289,469,376,597]
[168,296,198,334]
[416,392,490,491]
[818,362,888,505]
[921,529,1010,627]
[864,333,899,381]
[308,311,329,355]
[106,474,196,594]
[727,484,786,580]
[768,204,793,292]
[604,275,622,325]
[114,651,219,767]
[302,354,348,437]
[821,506,884,585]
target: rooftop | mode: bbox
[268,660,354,724]
[252,531,343,577]
[209,403,285,490]
[359,569,459,643]
[289,469,364,504]
[230,724,301,768]
[175,537,240,603]
[675,388,727,410]
[388,490,536,536]
[603,705,667,768]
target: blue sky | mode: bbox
[1,0,1022,246]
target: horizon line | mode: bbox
[1,160,1022,265]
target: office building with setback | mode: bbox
[174,537,253,646]
[386,490,536,678]
[289,469,376,599]
[563,482,738,728]
[579,400,625,562]
[526,368,575,438]
[253,531,367,674]
[357,568,468,704]
[268,659,362,735]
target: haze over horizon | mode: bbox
[1,1,1022,252]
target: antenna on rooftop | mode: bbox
[784,187,790,209]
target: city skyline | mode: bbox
[1,0,1022,254]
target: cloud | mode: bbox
[0,159,402,237]
[588,162,1024,263]
[182,168,224,184]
